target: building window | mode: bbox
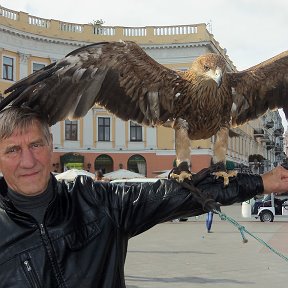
[98,117,110,141]
[2,56,14,81]
[65,120,78,140]
[130,122,142,142]
[94,154,113,174]
[32,62,45,73]
[60,153,84,172]
[127,154,146,176]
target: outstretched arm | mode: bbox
[193,165,288,207]
[89,165,288,236]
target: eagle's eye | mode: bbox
[203,65,210,72]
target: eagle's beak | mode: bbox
[213,67,223,87]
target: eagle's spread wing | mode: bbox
[1,41,189,126]
[3,40,286,183]
[227,51,288,127]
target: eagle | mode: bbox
[1,40,288,181]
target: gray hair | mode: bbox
[0,106,51,144]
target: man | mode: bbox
[0,106,288,288]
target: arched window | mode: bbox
[94,154,113,174]
[60,153,84,171]
[127,154,146,176]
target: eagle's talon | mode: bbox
[170,171,192,182]
[168,161,192,182]
[212,170,238,186]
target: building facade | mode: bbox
[0,5,285,177]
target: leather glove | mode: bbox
[168,163,228,213]
[192,162,226,185]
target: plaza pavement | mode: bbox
[125,204,288,288]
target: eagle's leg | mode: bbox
[169,161,192,182]
[169,119,193,182]
[212,127,237,186]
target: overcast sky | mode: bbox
[1,0,288,127]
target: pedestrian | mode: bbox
[1,106,288,287]
[95,169,104,181]
[206,211,214,233]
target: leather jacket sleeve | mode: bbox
[196,172,263,205]
[92,173,263,237]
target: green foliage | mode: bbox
[248,154,265,162]
[90,19,105,26]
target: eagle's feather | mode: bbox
[1,41,288,170]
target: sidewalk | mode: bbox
[125,204,288,288]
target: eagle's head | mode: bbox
[190,53,226,87]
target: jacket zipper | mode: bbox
[39,223,67,287]
[40,223,45,235]
[23,259,41,288]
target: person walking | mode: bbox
[206,211,214,233]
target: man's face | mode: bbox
[0,122,52,196]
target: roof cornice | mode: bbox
[0,24,86,47]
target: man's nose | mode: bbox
[20,148,37,168]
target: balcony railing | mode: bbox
[29,16,50,28]
[0,6,17,20]
[153,25,198,36]
[60,22,83,33]
[274,128,284,137]
[0,6,203,39]
[264,120,274,129]
[254,128,264,137]
[260,134,271,142]
[93,26,116,36]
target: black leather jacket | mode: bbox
[0,173,263,287]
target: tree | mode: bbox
[90,19,105,26]
[90,19,105,35]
